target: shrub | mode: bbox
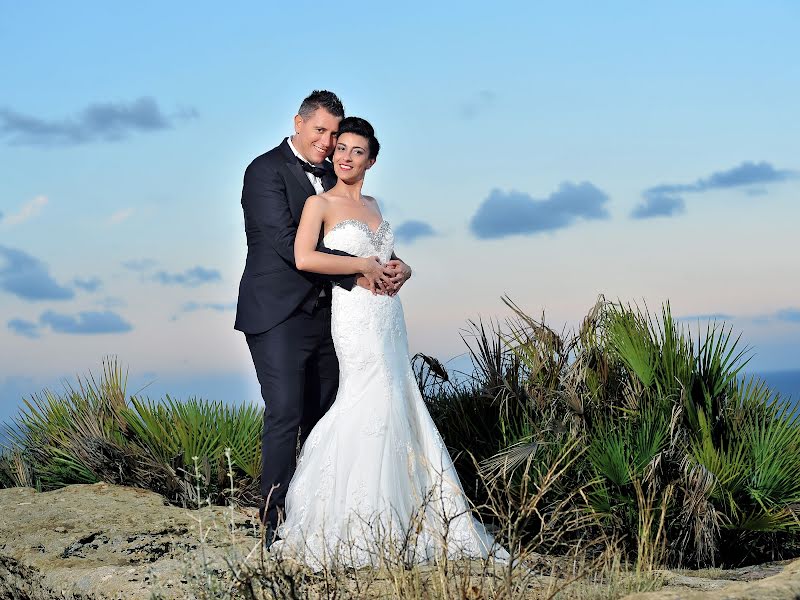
[0,358,262,506]
[420,296,800,568]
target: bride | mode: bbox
[275,116,507,569]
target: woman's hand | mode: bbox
[360,256,395,295]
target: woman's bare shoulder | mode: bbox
[304,194,330,210]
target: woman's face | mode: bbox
[333,133,374,181]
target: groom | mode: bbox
[234,90,411,542]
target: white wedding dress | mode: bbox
[274,219,507,569]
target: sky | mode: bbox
[1,2,799,423]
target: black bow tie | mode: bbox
[298,157,327,178]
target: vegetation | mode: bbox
[419,296,800,568]
[0,360,262,507]
[148,448,662,599]
[2,296,799,576]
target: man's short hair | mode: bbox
[298,90,345,119]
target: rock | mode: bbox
[2,484,800,599]
[624,559,800,600]
[0,484,261,599]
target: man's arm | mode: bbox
[242,160,358,289]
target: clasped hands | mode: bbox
[356,257,411,296]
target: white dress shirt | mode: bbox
[287,136,325,195]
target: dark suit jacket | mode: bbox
[234,138,355,335]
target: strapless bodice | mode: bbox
[323,219,393,264]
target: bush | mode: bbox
[419,296,800,568]
[0,358,262,507]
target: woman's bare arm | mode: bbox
[294,196,391,285]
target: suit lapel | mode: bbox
[278,138,317,200]
[287,161,318,198]
[322,161,337,191]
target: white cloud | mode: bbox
[1,195,48,227]
[109,208,135,225]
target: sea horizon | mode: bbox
[753,368,800,409]
[2,367,797,449]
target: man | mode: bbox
[234,90,411,544]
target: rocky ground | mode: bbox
[0,483,261,599]
[627,559,800,599]
[1,484,799,599]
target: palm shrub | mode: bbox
[416,318,531,487]
[599,301,800,565]
[419,297,800,568]
[418,302,590,554]
[125,395,262,504]
[681,376,800,564]
[417,315,550,500]
[0,451,20,488]
[1,358,262,506]
[4,361,133,489]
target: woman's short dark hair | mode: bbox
[337,116,380,159]
[298,90,344,119]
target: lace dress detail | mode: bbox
[274,220,507,570]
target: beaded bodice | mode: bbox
[323,219,393,264]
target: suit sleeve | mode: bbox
[242,160,356,290]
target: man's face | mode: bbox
[293,108,341,164]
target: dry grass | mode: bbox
[150,448,664,600]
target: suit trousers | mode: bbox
[245,300,339,529]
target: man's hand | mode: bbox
[356,275,388,295]
[357,257,395,295]
[385,259,411,296]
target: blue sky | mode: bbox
[1,2,799,422]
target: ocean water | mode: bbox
[755,369,800,412]
[1,369,798,451]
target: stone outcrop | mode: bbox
[0,484,261,599]
[1,483,799,599]
[623,559,800,599]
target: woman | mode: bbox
[276,117,507,569]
